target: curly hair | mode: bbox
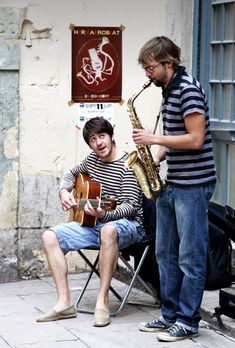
[83,117,114,145]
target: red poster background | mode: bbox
[72,26,122,103]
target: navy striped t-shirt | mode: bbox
[161,66,216,187]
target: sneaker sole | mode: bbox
[138,324,168,333]
[157,332,199,342]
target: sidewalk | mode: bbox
[0,273,234,348]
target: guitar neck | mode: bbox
[77,199,104,209]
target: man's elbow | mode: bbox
[192,137,205,149]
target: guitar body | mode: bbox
[73,173,101,227]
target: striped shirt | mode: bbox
[60,151,143,226]
[161,66,216,187]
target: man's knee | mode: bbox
[42,229,58,249]
[100,225,118,246]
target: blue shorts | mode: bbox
[51,219,144,254]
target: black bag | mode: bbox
[213,287,235,327]
[121,196,161,298]
[205,222,232,290]
[219,288,235,319]
[208,202,235,242]
[136,196,160,297]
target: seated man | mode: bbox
[37,117,144,327]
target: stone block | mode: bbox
[0,229,18,283]
[0,39,19,70]
[17,228,48,279]
[0,71,18,126]
[18,175,67,228]
[0,7,21,38]
[66,250,99,274]
[17,229,97,280]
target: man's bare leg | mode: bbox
[95,225,119,311]
[42,229,74,312]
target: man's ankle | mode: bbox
[95,298,108,310]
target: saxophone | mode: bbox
[125,80,166,200]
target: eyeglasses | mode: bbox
[143,63,162,73]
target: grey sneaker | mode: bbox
[138,319,171,332]
[157,324,199,341]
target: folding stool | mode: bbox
[75,196,160,316]
[75,233,160,317]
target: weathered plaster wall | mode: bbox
[165,0,194,72]
[0,0,167,282]
[0,0,195,283]
[17,0,167,175]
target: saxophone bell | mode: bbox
[125,150,157,200]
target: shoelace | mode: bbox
[149,319,159,325]
[167,324,187,334]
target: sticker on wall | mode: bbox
[77,103,114,128]
[70,25,124,103]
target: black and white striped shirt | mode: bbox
[60,151,143,226]
[162,66,216,187]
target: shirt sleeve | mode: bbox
[59,158,89,193]
[181,84,206,118]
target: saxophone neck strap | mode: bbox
[153,100,163,135]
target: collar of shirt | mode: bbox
[162,65,186,101]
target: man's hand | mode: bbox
[132,128,155,145]
[60,189,77,211]
[84,198,106,219]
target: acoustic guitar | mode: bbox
[72,173,116,227]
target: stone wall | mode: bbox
[0,8,67,282]
[0,7,20,282]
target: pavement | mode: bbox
[0,272,235,348]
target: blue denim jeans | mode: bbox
[156,184,215,332]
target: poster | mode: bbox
[77,103,114,128]
[71,26,123,103]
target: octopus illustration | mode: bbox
[76,37,115,85]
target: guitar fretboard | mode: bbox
[76,199,106,208]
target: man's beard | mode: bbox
[152,66,168,88]
[152,79,165,88]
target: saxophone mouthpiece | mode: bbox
[143,80,152,89]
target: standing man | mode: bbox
[134,36,216,341]
[37,117,144,327]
